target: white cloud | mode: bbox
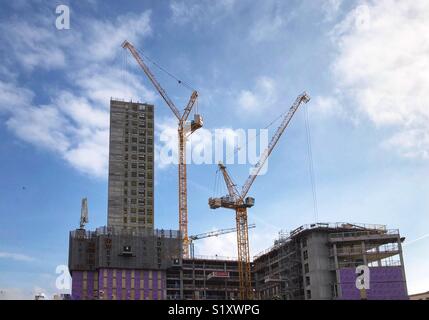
[0,252,35,262]
[323,0,343,21]
[169,0,235,27]
[0,16,75,71]
[196,231,237,258]
[0,10,155,178]
[237,76,277,114]
[194,225,275,258]
[83,11,152,63]
[0,288,32,300]
[248,12,287,44]
[330,0,429,159]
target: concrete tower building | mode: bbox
[107,99,154,231]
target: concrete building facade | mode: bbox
[253,223,408,300]
[166,257,252,300]
[107,99,154,231]
[69,227,182,300]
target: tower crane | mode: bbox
[122,41,203,258]
[189,224,256,259]
[80,197,88,229]
[208,92,311,299]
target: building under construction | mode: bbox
[253,222,408,300]
[68,41,409,300]
[166,256,254,300]
[69,99,243,300]
[69,227,182,300]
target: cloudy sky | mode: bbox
[0,0,428,298]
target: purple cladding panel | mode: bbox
[135,271,141,300]
[107,269,113,299]
[126,270,131,300]
[339,267,408,300]
[116,271,121,300]
[144,271,149,299]
[152,271,156,299]
[71,271,83,300]
[87,271,94,300]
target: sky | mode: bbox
[0,0,428,299]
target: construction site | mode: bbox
[68,40,409,300]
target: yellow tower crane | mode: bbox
[208,92,310,299]
[122,40,203,258]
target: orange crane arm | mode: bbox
[122,40,182,120]
[240,92,311,199]
[182,91,199,123]
[218,162,242,200]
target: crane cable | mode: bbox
[304,103,319,223]
[234,106,292,155]
[135,47,196,93]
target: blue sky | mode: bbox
[0,0,428,298]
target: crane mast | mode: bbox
[209,92,311,299]
[122,40,202,258]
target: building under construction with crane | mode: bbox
[68,40,409,300]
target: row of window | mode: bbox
[124,171,153,179]
[124,146,153,153]
[124,154,153,161]
[125,137,151,144]
[123,216,153,224]
[125,128,154,135]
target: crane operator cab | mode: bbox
[245,197,255,208]
[191,114,203,132]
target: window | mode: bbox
[304,263,309,273]
[306,276,310,286]
[306,290,311,299]
[303,250,308,260]
[302,238,307,247]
